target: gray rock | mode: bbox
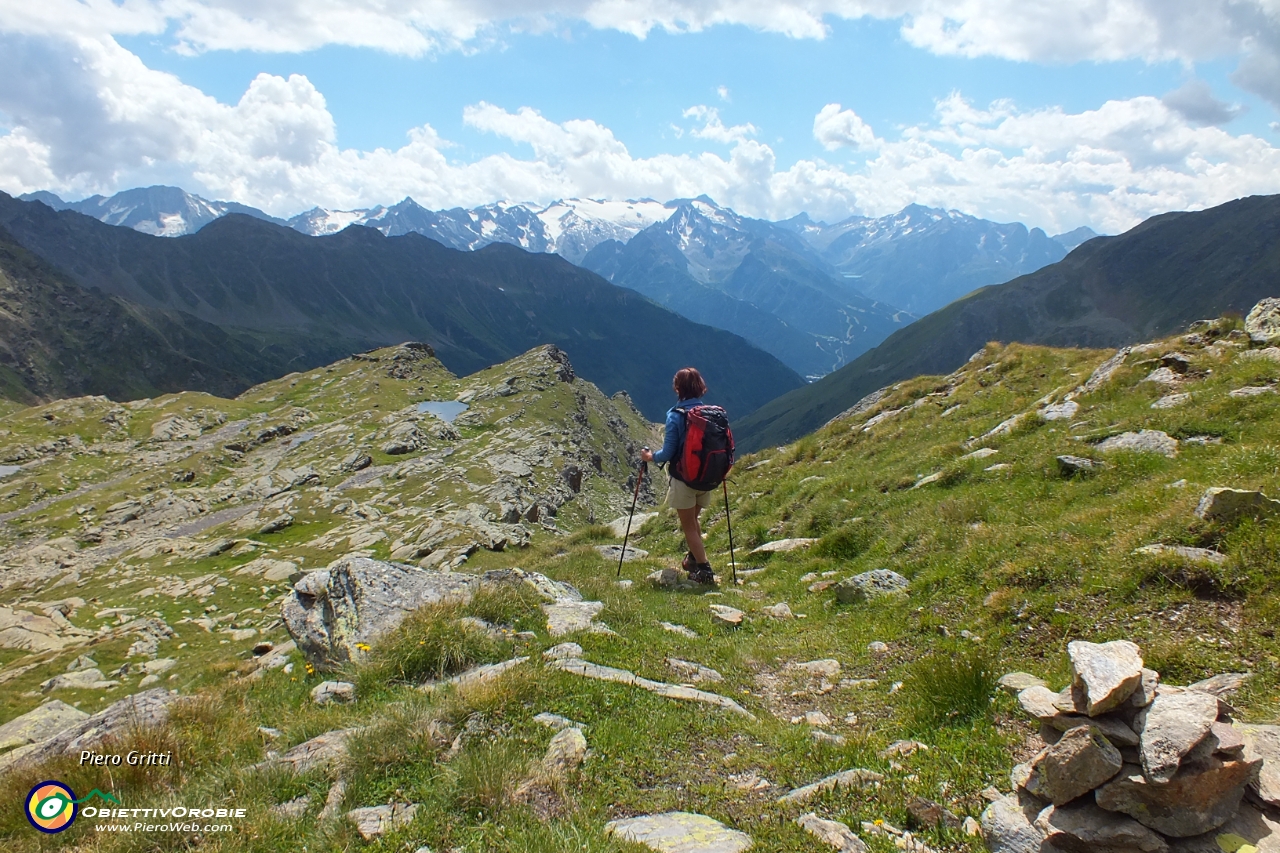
[282,556,478,670]
[660,621,699,638]
[761,602,793,619]
[709,604,745,627]
[1239,723,1280,807]
[310,680,356,706]
[1068,639,1144,715]
[341,451,372,472]
[607,512,658,537]
[533,712,582,731]
[1195,487,1280,524]
[538,726,587,781]
[834,569,909,604]
[1166,802,1280,853]
[1018,685,1062,719]
[796,813,869,852]
[1097,430,1178,457]
[1127,668,1160,709]
[980,795,1048,853]
[346,803,418,840]
[270,795,311,819]
[1246,297,1280,344]
[793,659,841,679]
[1095,757,1262,837]
[1230,386,1277,398]
[1134,544,1227,564]
[254,727,362,774]
[0,699,88,752]
[1137,690,1219,783]
[1151,392,1192,409]
[1057,455,1107,476]
[3,689,176,770]
[775,769,884,804]
[1035,801,1169,853]
[751,538,819,554]
[667,658,723,683]
[550,658,755,719]
[40,668,118,692]
[1188,672,1251,697]
[606,812,753,852]
[1039,724,1124,804]
[317,779,347,822]
[596,544,648,562]
[1040,401,1080,421]
[1041,710,1139,747]
[999,672,1047,695]
[542,642,583,661]
[543,600,607,636]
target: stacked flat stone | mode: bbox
[982,639,1280,852]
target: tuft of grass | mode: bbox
[465,582,545,629]
[814,521,875,560]
[450,740,531,814]
[902,647,999,730]
[568,524,616,544]
[355,602,510,690]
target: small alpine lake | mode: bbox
[417,401,469,422]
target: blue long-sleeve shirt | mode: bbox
[651,397,704,464]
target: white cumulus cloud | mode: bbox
[0,34,1279,237]
[813,104,879,151]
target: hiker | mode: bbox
[641,367,734,585]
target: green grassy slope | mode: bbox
[1,315,1276,852]
[737,193,1280,451]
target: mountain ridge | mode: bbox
[735,192,1280,451]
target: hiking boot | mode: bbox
[688,563,716,586]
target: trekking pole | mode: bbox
[722,480,738,585]
[617,451,648,578]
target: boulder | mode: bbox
[1038,724,1124,804]
[1246,297,1280,344]
[1035,800,1169,853]
[605,812,753,852]
[538,726,587,781]
[796,813,869,852]
[1195,487,1280,524]
[1018,685,1062,719]
[596,544,649,562]
[0,700,88,753]
[1095,757,1261,837]
[1068,639,1144,715]
[1097,430,1178,458]
[40,668,118,692]
[3,689,176,770]
[761,602,793,619]
[834,570,909,604]
[254,727,363,775]
[542,600,607,636]
[281,557,478,670]
[1137,690,1220,783]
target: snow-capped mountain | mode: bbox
[287,196,672,263]
[582,196,911,379]
[782,204,1071,315]
[21,186,282,236]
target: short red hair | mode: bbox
[673,367,707,400]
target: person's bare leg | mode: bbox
[677,506,708,564]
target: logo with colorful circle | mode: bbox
[25,782,118,834]
[26,781,77,833]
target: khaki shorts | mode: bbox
[667,477,713,510]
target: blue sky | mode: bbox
[3,3,1280,233]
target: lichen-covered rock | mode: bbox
[1246,297,1280,344]
[1194,487,1280,524]
[606,811,754,852]
[1097,430,1178,457]
[1095,757,1261,838]
[980,794,1047,853]
[834,569,909,604]
[1137,690,1220,783]
[3,689,177,771]
[282,557,478,670]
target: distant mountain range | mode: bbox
[0,193,803,418]
[735,192,1280,452]
[22,186,1096,381]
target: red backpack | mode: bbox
[672,404,735,491]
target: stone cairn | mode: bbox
[983,639,1280,852]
